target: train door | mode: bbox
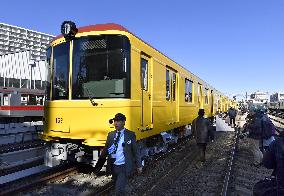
[172,71,178,122]
[166,68,178,124]
[141,55,153,129]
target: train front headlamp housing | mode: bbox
[61,21,78,40]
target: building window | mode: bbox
[185,79,193,102]
[0,77,4,87]
[35,80,41,89]
[166,69,170,101]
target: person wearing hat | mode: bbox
[98,113,143,196]
[192,109,210,162]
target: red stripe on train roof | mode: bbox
[54,23,129,40]
[0,106,44,111]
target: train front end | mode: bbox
[41,22,136,167]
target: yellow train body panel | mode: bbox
[42,24,234,148]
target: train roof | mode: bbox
[53,23,128,40]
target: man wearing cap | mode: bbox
[192,109,210,162]
[99,113,143,196]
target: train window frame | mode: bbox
[52,42,70,100]
[166,69,170,101]
[3,94,9,106]
[72,35,131,99]
[185,78,193,103]
[45,47,52,100]
[198,83,202,104]
[205,88,209,104]
[141,58,148,91]
[172,72,177,101]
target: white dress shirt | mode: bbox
[112,129,125,165]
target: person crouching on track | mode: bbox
[100,113,143,196]
[243,106,263,166]
[253,131,284,195]
[192,109,210,162]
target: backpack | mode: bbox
[262,119,276,139]
[247,118,263,140]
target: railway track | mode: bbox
[95,136,193,196]
[0,164,77,196]
[0,140,44,154]
[65,121,237,195]
[159,131,235,195]
[269,115,284,128]
[11,136,193,195]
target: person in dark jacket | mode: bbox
[262,133,284,194]
[243,108,263,166]
[98,113,143,196]
[228,107,237,127]
[192,109,210,162]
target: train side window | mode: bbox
[198,84,202,104]
[45,47,52,100]
[28,94,37,105]
[21,96,28,106]
[205,88,209,104]
[172,73,176,101]
[3,94,9,106]
[141,58,148,91]
[166,69,170,101]
[185,79,193,102]
[0,95,2,106]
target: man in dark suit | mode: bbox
[192,109,210,162]
[99,113,143,196]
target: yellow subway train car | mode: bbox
[42,21,233,167]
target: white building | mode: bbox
[0,22,54,61]
[0,50,48,90]
[248,91,269,105]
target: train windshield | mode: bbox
[52,42,70,100]
[72,35,130,99]
[45,47,52,101]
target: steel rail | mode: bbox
[221,127,239,196]
[0,164,77,196]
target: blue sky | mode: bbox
[1,0,284,99]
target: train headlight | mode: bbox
[61,21,78,40]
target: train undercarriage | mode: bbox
[44,125,192,168]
